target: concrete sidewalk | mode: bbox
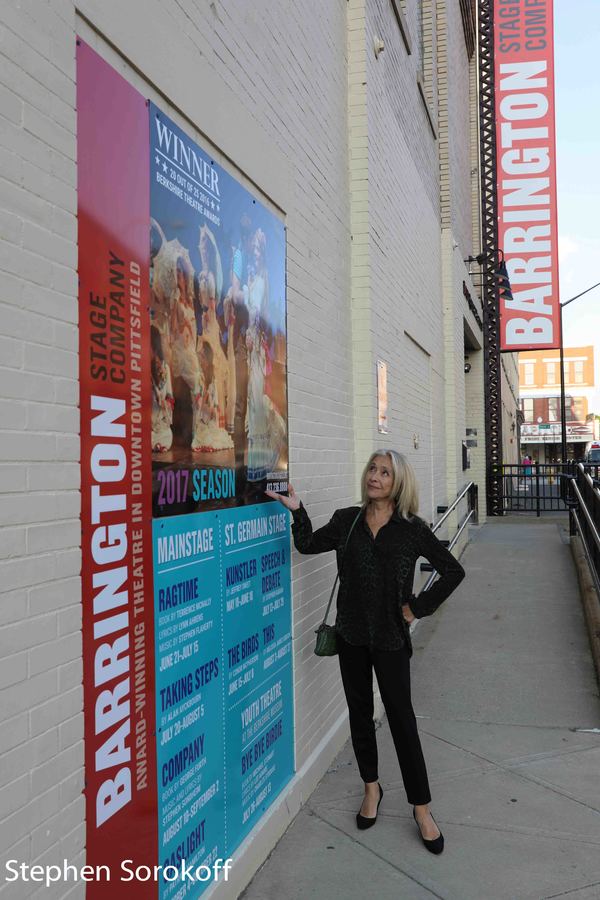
[241,517,600,900]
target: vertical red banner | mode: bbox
[494,0,561,351]
[77,40,157,893]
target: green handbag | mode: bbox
[314,509,362,657]
[314,621,338,657]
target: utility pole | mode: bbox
[559,281,600,462]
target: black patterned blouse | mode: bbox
[291,503,465,653]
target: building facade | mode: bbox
[0,1,515,896]
[519,346,596,462]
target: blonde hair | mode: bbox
[360,449,419,519]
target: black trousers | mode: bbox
[337,634,431,805]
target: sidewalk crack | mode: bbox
[310,807,448,900]
[542,879,600,899]
[419,727,600,813]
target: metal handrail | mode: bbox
[577,461,600,498]
[448,508,476,551]
[422,506,475,592]
[419,482,476,592]
[572,509,600,599]
[570,470,600,555]
[571,486,600,553]
[431,482,474,534]
[567,463,600,598]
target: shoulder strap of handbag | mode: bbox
[320,508,363,627]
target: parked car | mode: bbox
[584,441,600,463]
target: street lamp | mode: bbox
[559,280,600,463]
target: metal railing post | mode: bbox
[569,463,600,595]
[419,481,476,590]
[471,483,479,525]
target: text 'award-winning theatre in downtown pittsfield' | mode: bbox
[77,40,294,898]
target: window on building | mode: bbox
[548,397,559,422]
[546,362,556,384]
[523,363,534,386]
[572,397,585,422]
[416,0,437,133]
[417,0,424,64]
[521,398,534,422]
[391,0,413,55]
[459,0,476,57]
[574,361,584,384]
[390,0,436,131]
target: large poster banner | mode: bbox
[78,41,293,898]
[494,0,561,351]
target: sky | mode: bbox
[554,0,600,411]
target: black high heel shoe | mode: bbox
[356,784,383,830]
[413,806,444,854]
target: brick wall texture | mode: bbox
[0,0,498,893]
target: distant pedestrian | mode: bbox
[267,449,465,854]
[522,454,533,477]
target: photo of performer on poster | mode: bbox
[149,105,288,516]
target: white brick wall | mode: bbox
[0,1,82,892]
[349,0,485,539]
[349,0,445,517]
[1,0,353,891]
[0,0,490,894]
[437,0,473,254]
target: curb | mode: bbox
[570,534,600,691]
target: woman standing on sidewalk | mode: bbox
[266,449,465,854]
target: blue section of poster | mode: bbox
[153,513,224,898]
[153,502,293,898]
[148,100,288,517]
[221,504,294,842]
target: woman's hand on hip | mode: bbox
[264,484,301,511]
[401,603,416,624]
